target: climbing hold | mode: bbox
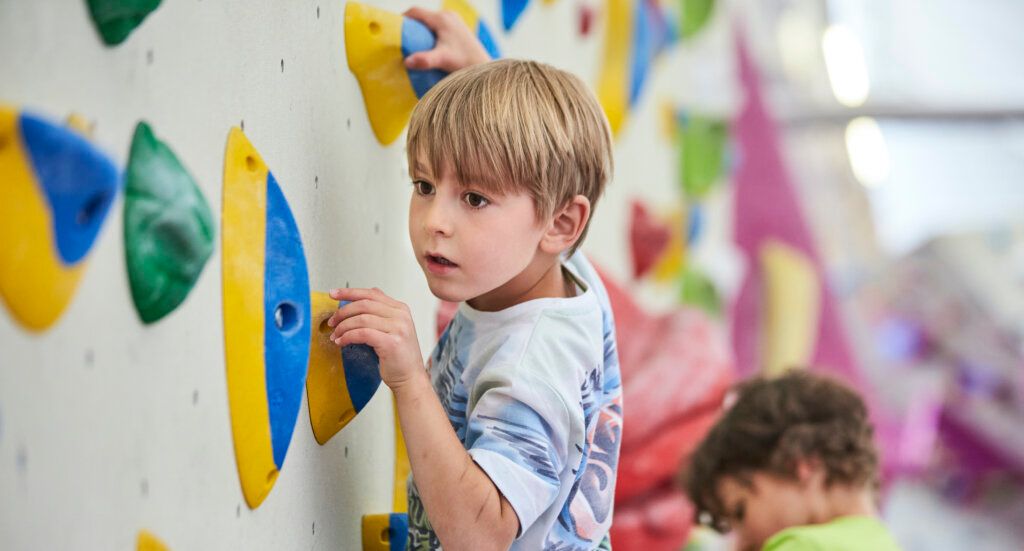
[307,293,382,445]
[501,0,529,30]
[677,115,729,199]
[679,0,715,39]
[759,239,820,376]
[362,513,410,551]
[124,122,214,324]
[345,1,499,145]
[222,127,311,509]
[596,0,676,135]
[137,530,170,551]
[86,0,163,46]
[442,0,501,59]
[0,106,119,332]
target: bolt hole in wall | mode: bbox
[368,21,380,35]
[245,155,257,172]
[274,302,300,333]
[78,192,110,226]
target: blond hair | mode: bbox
[406,59,613,254]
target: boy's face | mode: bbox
[716,472,816,551]
[408,161,549,310]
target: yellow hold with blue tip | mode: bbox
[345,2,419,146]
[307,291,383,445]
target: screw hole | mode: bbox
[77,192,108,226]
[368,21,381,34]
[245,155,257,172]
[274,302,300,333]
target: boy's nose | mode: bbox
[423,200,453,236]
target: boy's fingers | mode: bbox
[330,287,402,308]
[336,327,391,351]
[405,50,448,71]
[330,313,393,342]
[402,6,443,29]
[404,52,431,70]
[327,299,399,328]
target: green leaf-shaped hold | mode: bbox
[86,0,163,46]
[678,266,722,316]
[124,122,214,324]
[680,0,716,39]
[678,115,729,199]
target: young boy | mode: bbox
[327,59,622,550]
[683,371,903,551]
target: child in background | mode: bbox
[683,371,903,551]
[327,54,622,551]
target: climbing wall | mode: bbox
[0,0,748,549]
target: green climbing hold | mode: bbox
[678,266,722,316]
[86,0,163,46]
[124,122,214,324]
[678,115,729,199]
[680,0,716,39]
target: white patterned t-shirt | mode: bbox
[407,253,623,551]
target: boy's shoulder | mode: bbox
[764,516,903,551]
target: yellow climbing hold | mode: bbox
[345,1,419,146]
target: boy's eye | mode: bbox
[413,180,435,196]
[463,192,489,208]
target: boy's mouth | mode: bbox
[426,254,458,268]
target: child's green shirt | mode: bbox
[763,516,903,551]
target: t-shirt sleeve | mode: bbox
[464,367,578,538]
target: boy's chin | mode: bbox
[424,280,471,304]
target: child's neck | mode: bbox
[467,257,569,312]
[810,484,877,524]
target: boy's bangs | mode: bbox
[409,120,522,198]
[406,64,547,202]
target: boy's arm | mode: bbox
[395,369,520,550]
[327,288,518,551]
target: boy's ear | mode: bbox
[796,457,826,488]
[540,195,591,255]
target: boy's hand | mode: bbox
[327,288,425,391]
[403,7,492,72]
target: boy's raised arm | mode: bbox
[327,287,519,550]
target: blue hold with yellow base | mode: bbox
[0,105,119,332]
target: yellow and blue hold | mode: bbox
[307,293,383,445]
[363,512,410,551]
[0,106,119,332]
[597,0,677,134]
[345,0,500,145]
[222,128,311,509]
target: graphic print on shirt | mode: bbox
[550,282,624,550]
[432,318,470,441]
[407,481,441,551]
